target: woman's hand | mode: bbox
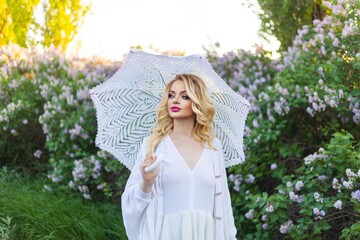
[140,154,159,193]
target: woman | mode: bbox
[122,74,237,240]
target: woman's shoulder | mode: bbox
[211,137,223,151]
[140,135,168,152]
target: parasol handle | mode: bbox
[144,154,164,173]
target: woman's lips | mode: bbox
[171,106,181,112]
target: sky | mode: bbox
[68,0,280,61]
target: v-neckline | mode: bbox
[167,135,205,172]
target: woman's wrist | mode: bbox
[140,182,153,193]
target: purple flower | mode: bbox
[245,174,255,184]
[318,175,328,181]
[33,150,43,159]
[322,1,332,9]
[351,190,360,202]
[314,192,323,203]
[270,163,278,170]
[229,174,243,192]
[83,193,91,200]
[262,223,268,230]
[97,183,106,190]
[245,209,254,219]
[334,200,342,210]
[266,202,274,212]
[313,207,326,220]
[279,220,293,234]
[69,180,76,188]
[295,181,304,191]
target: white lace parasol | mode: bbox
[90,50,250,170]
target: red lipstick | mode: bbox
[171,106,181,112]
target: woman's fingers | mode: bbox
[142,154,157,169]
[141,155,159,176]
[144,154,156,164]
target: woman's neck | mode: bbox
[171,118,195,139]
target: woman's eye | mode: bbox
[168,94,174,98]
[182,95,190,100]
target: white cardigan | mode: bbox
[121,137,237,240]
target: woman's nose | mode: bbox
[173,95,180,104]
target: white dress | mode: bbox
[160,136,215,240]
[121,136,238,240]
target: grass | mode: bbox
[0,167,127,240]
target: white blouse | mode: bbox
[121,136,237,240]
[160,136,215,239]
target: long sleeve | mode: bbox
[214,138,237,240]
[121,139,154,240]
[220,153,237,239]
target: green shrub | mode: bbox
[0,0,359,238]
[208,0,359,238]
[0,45,129,201]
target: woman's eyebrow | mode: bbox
[169,90,187,93]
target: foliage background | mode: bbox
[0,0,359,239]
[0,0,90,50]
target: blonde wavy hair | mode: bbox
[146,74,216,157]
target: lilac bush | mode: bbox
[0,45,128,200]
[208,0,359,238]
[0,0,359,238]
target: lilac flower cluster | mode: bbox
[265,202,274,213]
[332,178,342,192]
[279,220,293,234]
[351,190,360,202]
[245,174,255,184]
[33,149,43,159]
[345,168,358,179]
[349,99,360,124]
[313,207,326,220]
[305,83,345,118]
[229,174,243,192]
[343,180,354,189]
[285,180,305,203]
[0,100,23,126]
[71,155,102,182]
[78,185,91,200]
[59,86,77,106]
[295,181,304,191]
[245,209,254,220]
[288,191,304,203]
[89,155,102,179]
[318,175,328,181]
[47,172,63,183]
[270,163,277,170]
[72,160,87,181]
[314,192,324,203]
[333,200,342,210]
[66,154,104,199]
[304,148,327,165]
[261,214,269,230]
